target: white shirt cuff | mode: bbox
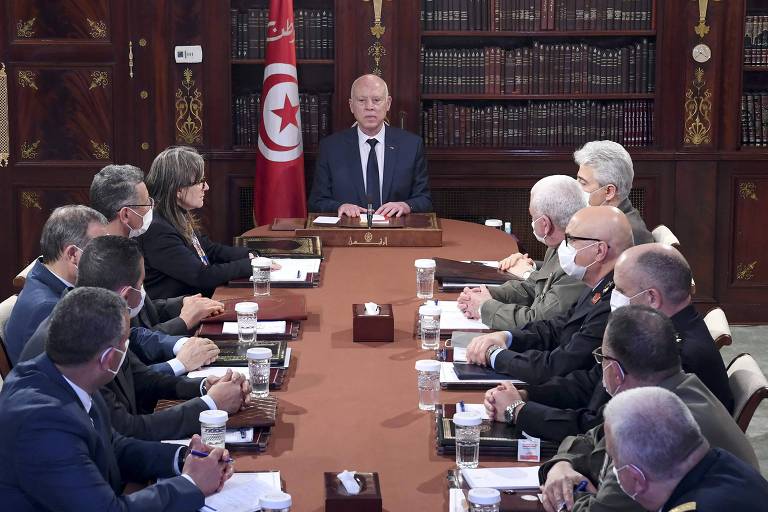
[490,347,503,368]
[201,395,217,410]
[172,337,190,355]
[167,358,186,376]
[173,446,185,475]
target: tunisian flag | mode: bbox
[254,0,306,225]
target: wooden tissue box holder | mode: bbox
[324,472,382,512]
[352,304,394,342]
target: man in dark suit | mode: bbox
[5,205,107,364]
[308,74,432,217]
[0,287,233,511]
[484,243,732,442]
[465,206,634,384]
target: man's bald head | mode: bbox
[615,243,692,309]
[350,74,389,99]
[567,206,634,257]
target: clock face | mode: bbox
[693,43,712,63]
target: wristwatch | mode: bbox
[504,400,526,425]
[486,345,503,366]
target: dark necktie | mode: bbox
[366,138,381,209]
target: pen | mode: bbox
[296,270,301,278]
[459,400,466,412]
[190,448,234,464]
[557,481,589,511]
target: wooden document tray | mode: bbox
[297,212,443,247]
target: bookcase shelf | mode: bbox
[422,30,657,38]
[740,4,768,148]
[422,93,655,100]
[232,59,334,65]
[744,65,768,72]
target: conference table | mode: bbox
[213,219,538,511]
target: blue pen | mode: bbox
[459,400,466,412]
[190,448,234,464]
[575,480,588,492]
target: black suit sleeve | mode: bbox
[404,138,432,212]
[199,233,250,263]
[308,138,343,212]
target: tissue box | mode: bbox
[324,472,382,512]
[352,304,394,342]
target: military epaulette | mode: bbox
[668,502,697,512]
[591,279,615,304]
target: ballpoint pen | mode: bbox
[190,449,234,464]
[557,480,589,511]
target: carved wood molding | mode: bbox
[0,63,8,167]
[20,191,42,210]
[737,261,758,281]
[90,140,110,160]
[21,140,40,160]
[16,18,36,38]
[18,71,38,91]
[89,71,109,90]
[86,18,108,39]
[739,182,758,201]
[684,68,712,145]
[175,68,203,145]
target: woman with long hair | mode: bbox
[138,146,254,298]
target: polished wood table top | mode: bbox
[214,219,531,511]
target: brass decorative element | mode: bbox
[90,140,110,160]
[18,70,38,90]
[684,67,712,145]
[138,38,147,47]
[88,71,109,90]
[175,68,203,145]
[348,233,388,246]
[363,0,390,39]
[140,90,148,99]
[736,261,757,281]
[141,142,149,150]
[21,140,41,160]
[16,18,36,38]
[739,182,758,201]
[86,18,108,39]
[0,63,8,167]
[693,0,721,39]
[368,42,387,76]
[128,41,134,78]
[20,191,42,210]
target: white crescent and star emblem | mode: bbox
[258,63,303,162]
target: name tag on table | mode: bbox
[313,216,340,225]
[518,432,541,463]
[222,321,287,335]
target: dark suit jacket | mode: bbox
[138,213,252,299]
[4,258,68,365]
[0,353,204,511]
[516,304,734,442]
[20,322,208,441]
[134,294,191,336]
[617,197,654,245]
[308,126,433,212]
[492,272,615,384]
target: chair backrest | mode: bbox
[704,307,732,350]
[727,353,768,432]
[0,295,18,379]
[651,224,681,248]
[13,258,37,290]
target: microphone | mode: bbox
[366,195,374,228]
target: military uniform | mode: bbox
[537,373,758,512]
[617,197,654,245]
[480,247,586,330]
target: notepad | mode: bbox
[200,471,282,512]
[313,216,340,225]
[222,321,287,335]
[359,214,388,223]
[461,466,541,490]
[439,301,490,331]
[455,403,490,420]
[161,428,254,447]
[188,348,292,379]
[439,361,523,386]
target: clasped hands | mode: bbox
[204,369,251,414]
[182,434,235,496]
[464,332,508,366]
[337,201,411,218]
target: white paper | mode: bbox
[442,282,502,289]
[461,260,500,268]
[161,428,253,446]
[456,403,490,420]
[200,471,281,512]
[313,216,340,224]
[188,348,292,379]
[438,301,490,331]
[448,488,468,512]
[359,214,388,223]
[222,321,287,335]
[453,347,467,362]
[439,362,524,386]
[269,258,321,281]
[461,466,541,490]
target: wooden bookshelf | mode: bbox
[422,30,657,37]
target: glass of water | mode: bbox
[419,304,442,349]
[235,302,259,342]
[251,257,272,296]
[468,488,501,512]
[415,359,441,411]
[453,411,482,469]
[484,219,503,230]
[247,347,272,398]
[415,258,436,300]
[199,410,228,449]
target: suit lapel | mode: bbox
[346,129,367,204]
[382,128,398,203]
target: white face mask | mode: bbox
[602,360,624,397]
[531,216,547,243]
[557,240,599,280]
[127,207,153,238]
[100,338,130,376]
[125,286,146,318]
[583,184,609,206]
[612,465,640,501]
[609,289,650,311]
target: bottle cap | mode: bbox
[259,491,292,508]
[468,488,501,505]
[415,258,436,268]
[199,409,228,426]
[235,301,259,314]
[419,304,442,316]
[452,411,483,426]
[485,219,503,228]
[251,257,272,268]
[415,359,441,372]
[246,347,273,360]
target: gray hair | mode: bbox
[530,175,587,230]
[90,164,145,220]
[40,205,107,264]
[633,246,692,305]
[350,74,389,99]
[574,140,634,200]
[605,387,704,480]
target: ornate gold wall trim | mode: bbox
[0,63,8,167]
[86,18,108,39]
[368,42,386,77]
[363,0,390,75]
[684,67,712,145]
[739,182,758,201]
[89,71,109,90]
[737,261,757,281]
[17,18,36,38]
[175,68,203,145]
[18,70,38,90]
[20,191,42,210]
[90,140,110,160]
[21,140,40,160]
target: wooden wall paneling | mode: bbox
[656,0,687,150]
[720,0,747,150]
[169,0,204,150]
[203,0,232,150]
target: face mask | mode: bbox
[125,286,146,318]
[127,207,153,238]
[531,216,547,243]
[557,240,599,280]
[100,338,130,376]
[612,465,640,501]
[610,289,650,311]
[602,360,624,397]
[583,184,609,206]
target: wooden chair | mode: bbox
[704,307,732,350]
[12,258,37,290]
[727,353,768,433]
[651,224,681,248]
[0,295,18,380]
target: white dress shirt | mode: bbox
[357,125,386,205]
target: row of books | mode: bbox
[421,100,654,147]
[744,15,768,65]
[421,40,655,94]
[421,0,654,31]
[233,92,332,148]
[230,9,334,60]
[741,92,768,147]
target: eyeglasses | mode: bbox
[123,197,155,209]
[592,347,623,367]
[189,176,207,187]
[565,233,610,249]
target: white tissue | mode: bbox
[364,302,380,315]
[337,470,361,495]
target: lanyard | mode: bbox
[190,232,209,266]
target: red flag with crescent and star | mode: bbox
[254,0,306,225]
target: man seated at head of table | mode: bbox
[483,244,732,442]
[0,287,234,511]
[464,205,633,384]
[307,73,432,218]
[19,235,248,441]
[90,163,225,336]
[4,205,108,365]
[536,306,757,512]
[457,175,588,330]
[604,387,768,512]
